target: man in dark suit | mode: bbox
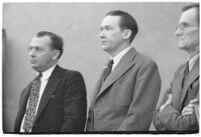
[153,4,199,132]
[86,10,161,132]
[14,31,87,133]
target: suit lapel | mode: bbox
[15,83,32,130]
[34,65,64,123]
[171,63,186,110]
[90,70,105,105]
[97,48,137,98]
[180,58,199,107]
[20,83,32,111]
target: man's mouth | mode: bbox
[101,40,108,44]
[30,60,37,63]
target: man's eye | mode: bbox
[177,23,189,30]
[105,27,112,30]
[36,47,44,52]
[35,47,40,51]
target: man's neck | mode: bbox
[189,49,199,59]
[36,61,58,73]
[183,45,199,59]
[110,43,131,57]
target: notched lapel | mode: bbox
[91,70,105,105]
[34,66,64,123]
[15,80,35,131]
[97,48,137,97]
[173,63,187,110]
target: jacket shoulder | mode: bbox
[135,51,158,68]
[58,66,84,79]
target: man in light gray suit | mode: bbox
[86,10,161,132]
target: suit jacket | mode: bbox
[153,58,199,131]
[14,65,87,133]
[86,47,161,131]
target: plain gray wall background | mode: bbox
[3,2,191,132]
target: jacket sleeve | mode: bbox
[117,61,161,131]
[153,88,172,131]
[158,104,199,131]
[153,73,199,131]
[60,71,87,132]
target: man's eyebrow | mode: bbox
[100,25,112,28]
[100,25,110,30]
[105,25,112,27]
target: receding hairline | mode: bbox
[182,3,199,12]
[182,4,199,24]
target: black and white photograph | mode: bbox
[2,0,200,134]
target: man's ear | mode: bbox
[52,50,60,60]
[123,29,132,40]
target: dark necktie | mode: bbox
[182,61,189,89]
[23,73,42,132]
[103,59,114,81]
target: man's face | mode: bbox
[28,36,58,72]
[175,8,199,52]
[99,15,125,54]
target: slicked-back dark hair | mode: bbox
[106,10,138,43]
[36,31,63,59]
[182,3,199,24]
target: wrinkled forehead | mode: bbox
[180,8,199,25]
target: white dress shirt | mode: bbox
[20,64,57,132]
[111,46,132,71]
[188,54,199,71]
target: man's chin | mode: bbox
[178,42,187,49]
[101,45,110,51]
[31,65,40,71]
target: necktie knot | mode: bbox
[107,59,114,68]
[38,72,42,78]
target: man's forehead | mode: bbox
[101,15,121,26]
[30,36,51,47]
[180,8,198,25]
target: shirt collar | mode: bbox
[37,64,57,80]
[111,46,131,62]
[110,46,132,71]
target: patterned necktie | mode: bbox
[103,59,114,81]
[23,73,42,132]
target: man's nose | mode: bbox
[29,49,36,57]
[99,30,106,38]
[175,28,182,36]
